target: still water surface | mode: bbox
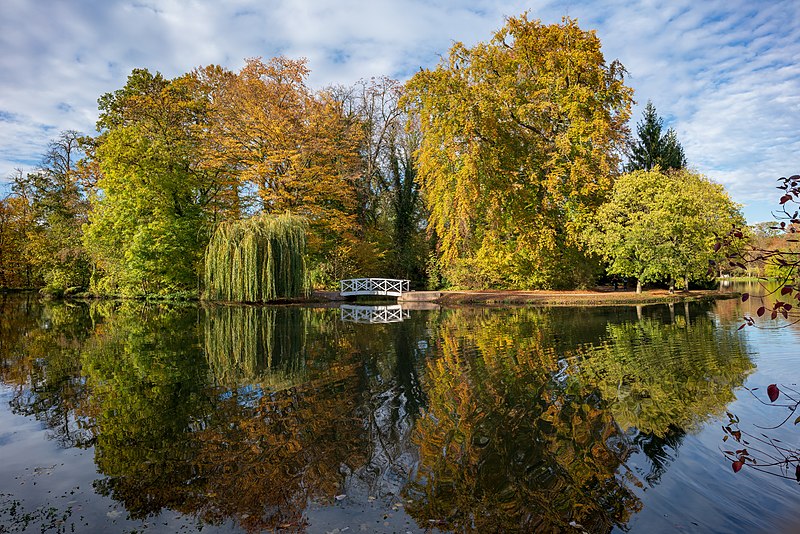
[0,290,798,533]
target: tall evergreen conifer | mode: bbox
[627,101,687,171]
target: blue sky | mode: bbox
[1,0,798,223]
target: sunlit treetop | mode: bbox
[405,13,633,288]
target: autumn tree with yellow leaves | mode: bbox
[193,58,365,284]
[405,14,633,289]
[84,59,368,295]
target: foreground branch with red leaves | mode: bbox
[720,173,800,483]
[723,174,800,330]
[722,384,800,481]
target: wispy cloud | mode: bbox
[0,0,797,222]
[564,0,800,219]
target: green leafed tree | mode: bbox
[84,69,238,296]
[10,131,92,293]
[626,101,687,172]
[586,168,744,292]
[405,14,633,289]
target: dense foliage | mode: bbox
[0,194,31,287]
[587,168,744,292]
[84,69,228,296]
[6,131,91,293]
[405,15,633,289]
[204,213,308,302]
[0,12,749,295]
[193,59,362,278]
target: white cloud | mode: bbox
[1,0,798,222]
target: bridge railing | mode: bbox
[340,304,409,324]
[340,278,410,297]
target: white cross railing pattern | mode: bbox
[339,278,410,297]
[340,304,410,324]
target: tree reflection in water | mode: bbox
[1,296,94,448]
[405,309,642,532]
[82,303,373,531]
[0,299,755,532]
[404,306,753,531]
[579,312,753,487]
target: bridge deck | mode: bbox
[340,278,410,297]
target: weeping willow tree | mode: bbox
[204,213,308,302]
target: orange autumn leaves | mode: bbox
[192,58,361,252]
[85,57,364,294]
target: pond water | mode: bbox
[0,288,798,533]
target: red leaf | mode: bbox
[757,306,766,317]
[771,309,778,320]
[780,194,792,205]
[768,384,780,402]
[732,460,744,473]
[782,286,794,296]
[742,293,750,302]
[796,465,800,482]
[732,430,742,441]
[786,304,794,312]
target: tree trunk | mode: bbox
[636,279,642,294]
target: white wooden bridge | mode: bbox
[340,304,410,324]
[339,278,410,298]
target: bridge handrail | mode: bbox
[340,304,409,323]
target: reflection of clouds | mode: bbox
[2,1,799,221]
[350,382,419,499]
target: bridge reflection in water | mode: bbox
[339,304,410,324]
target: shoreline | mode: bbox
[4,287,741,307]
[430,289,739,306]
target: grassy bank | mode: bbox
[421,288,739,307]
